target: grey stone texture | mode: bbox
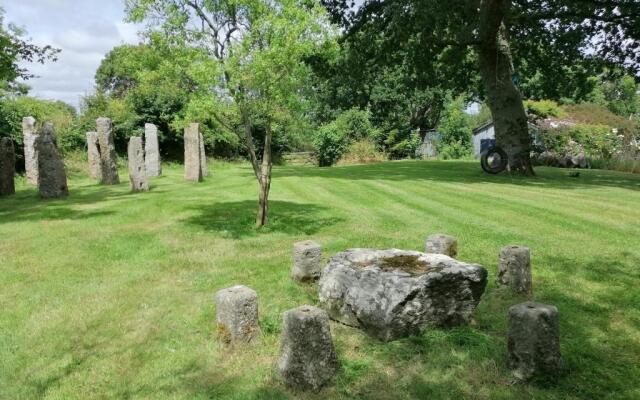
[425,234,458,258]
[199,130,208,177]
[127,137,149,192]
[96,117,119,184]
[22,116,38,186]
[215,285,261,344]
[277,305,339,391]
[508,302,564,380]
[292,240,323,282]
[497,245,532,294]
[35,123,68,199]
[86,131,102,180]
[184,123,203,182]
[0,137,16,196]
[144,123,162,177]
[318,249,487,341]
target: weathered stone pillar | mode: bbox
[144,123,161,177]
[199,130,208,177]
[508,302,564,380]
[22,116,38,185]
[425,233,458,258]
[96,117,119,184]
[215,285,261,344]
[86,131,102,180]
[36,123,68,199]
[292,240,322,282]
[277,305,339,391]
[127,137,149,192]
[0,137,16,196]
[184,123,203,182]
[497,245,532,294]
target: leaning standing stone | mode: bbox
[184,123,203,182]
[86,131,102,180]
[36,123,68,199]
[199,130,208,177]
[215,285,261,344]
[277,305,339,391]
[96,117,119,184]
[497,245,532,294]
[144,123,162,177]
[0,137,16,196]
[425,233,458,257]
[508,302,564,380]
[292,240,322,282]
[22,116,38,186]
[127,137,149,192]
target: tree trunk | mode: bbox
[477,0,534,175]
[256,121,273,227]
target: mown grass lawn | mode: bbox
[1,160,639,399]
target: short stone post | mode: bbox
[425,234,458,258]
[497,245,532,294]
[86,131,102,180]
[0,137,16,196]
[215,285,261,344]
[508,302,564,380]
[96,117,119,184]
[127,137,149,192]
[144,123,162,177]
[22,116,38,186]
[292,240,322,282]
[277,305,339,391]
[36,123,68,199]
[184,123,203,182]
[199,130,208,177]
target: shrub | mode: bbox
[438,140,472,160]
[382,128,422,159]
[436,96,472,159]
[524,99,566,118]
[337,139,386,165]
[313,122,348,166]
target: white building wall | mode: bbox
[472,125,495,157]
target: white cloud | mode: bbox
[2,0,142,108]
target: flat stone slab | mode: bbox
[318,248,487,341]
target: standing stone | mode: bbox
[497,245,532,294]
[277,305,339,391]
[508,302,564,380]
[35,123,68,199]
[86,131,102,181]
[127,137,149,192]
[425,233,458,258]
[96,117,119,184]
[0,138,16,196]
[144,123,162,177]
[184,123,203,182]
[199,130,208,177]
[292,240,323,282]
[215,285,261,344]
[22,116,38,186]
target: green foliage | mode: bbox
[524,99,566,119]
[337,139,386,165]
[381,128,421,160]
[541,124,622,160]
[436,96,472,159]
[313,121,349,166]
[564,103,637,135]
[587,73,640,118]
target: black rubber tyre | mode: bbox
[481,146,508,174]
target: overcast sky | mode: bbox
[2,0,140,108]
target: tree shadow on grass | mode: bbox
[184,200,343,239]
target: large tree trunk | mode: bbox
[477,0,534,175]
[256,121,273,227]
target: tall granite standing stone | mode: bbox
[184,123,203,182]
[497,245,532,294]
[86,131,102,180]
[425,234,458,258]
[96,117,119,184]
[35,123,68,199]
[508,302,564,380]
[215,285,261,345]
[199,130,208,177]
[127,137,149,192]
[277,305,339,391]
[144,123,162,177]
[22,116,38,185]
[292,240,323,282]
[0,138,16,196]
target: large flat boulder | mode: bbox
[318,249,488,341]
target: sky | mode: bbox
[2,0,141,108]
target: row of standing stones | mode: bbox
[216,236,563,391]
[0,117,209,199]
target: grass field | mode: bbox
[1,160,639,399]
